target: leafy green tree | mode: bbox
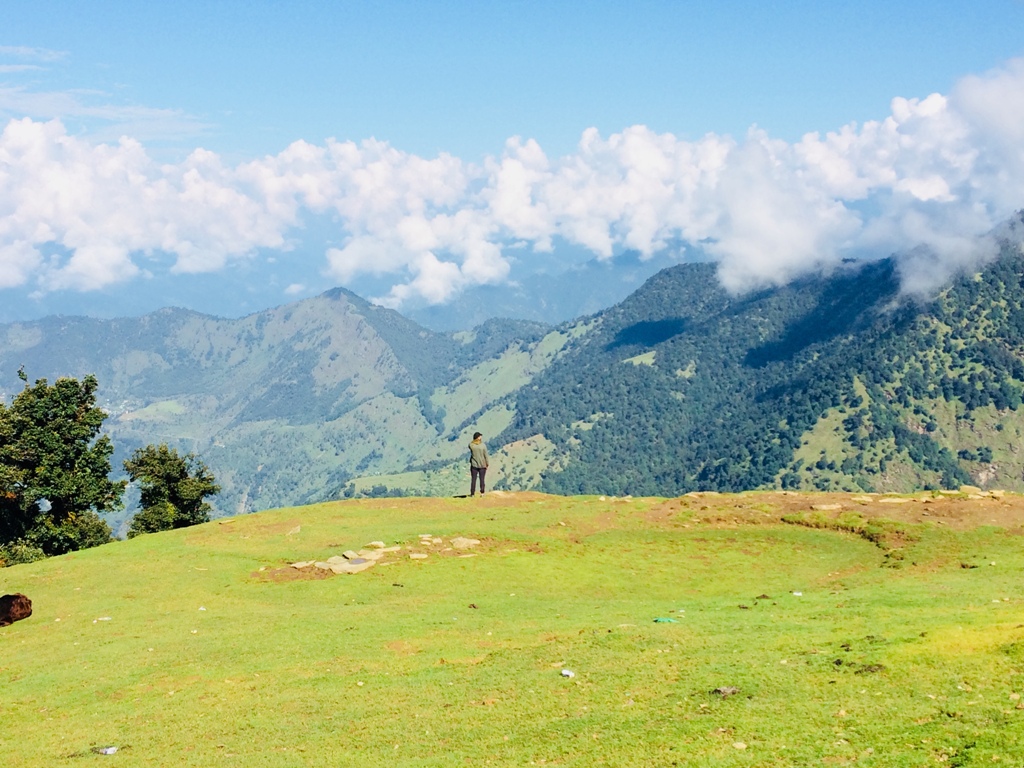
[125,444,220,537]
[0,374,123,561]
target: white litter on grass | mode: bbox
[96,746,118,755]
[93,617,112,623]
[792,592,803,596]
[561,669,576,678]
[199,606,206,611]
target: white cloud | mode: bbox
[2,57,1024,305]
[0,46,67,62]
[0,65,42,73]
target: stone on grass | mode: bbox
[0,594,32,627]
[451,537,481,550]
[365,541,386,548]
[711,686,740,698]
[878,497,910,504]
[812,504,842,511]
[290,561,316,569]
[329,559,375,575]
[409,553,429,560]
[342,550,360,560]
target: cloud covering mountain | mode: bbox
[2,58,1023,308]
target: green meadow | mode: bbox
[2,492,1023,766]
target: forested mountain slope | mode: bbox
[495,222,1024,495]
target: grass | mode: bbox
[2,492,1023,766]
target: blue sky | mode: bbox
[2,1,1024,322]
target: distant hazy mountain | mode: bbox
[404,249,686,330]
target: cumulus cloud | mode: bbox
[2,58,1024,305]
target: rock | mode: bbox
[812,504,843,511]
[878,497,911,504]
[290,561,315,569]
[711,686,740,697]
[356,549,385,561]
[0,594,32,626]
[329,559,375,575]
[451,537,481,550]
[342,550,361,560]
[409,553,429,560]
[365,541,386,548]
[959,484,983,494]
[379,546,403,553]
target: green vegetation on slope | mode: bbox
[2,492,1023,766]
[501,221,1024,496]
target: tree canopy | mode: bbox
[0,374,123,563]
[124,444,220,537]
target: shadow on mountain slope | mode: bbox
[606,318,689,351]
[743,259,901,368]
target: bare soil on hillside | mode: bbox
[663,490,1024,532]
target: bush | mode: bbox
[0,541,47,567]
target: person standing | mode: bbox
[468,431,489,496]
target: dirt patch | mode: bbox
[251,566,334,583]
[660,491,1024,531]
[469,490,555,505]
[246,518,305,535]
[644,499,685,525]
[386,640,421,656]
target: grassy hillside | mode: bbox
[3,492,1023,766]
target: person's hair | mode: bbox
[472,432,482,439]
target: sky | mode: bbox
[2,1,1024,322]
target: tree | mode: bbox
[125,444,220,537]
[0,374,123,562]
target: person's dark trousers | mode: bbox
[471,466,487,496]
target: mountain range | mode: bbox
[3,214,1024,530]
